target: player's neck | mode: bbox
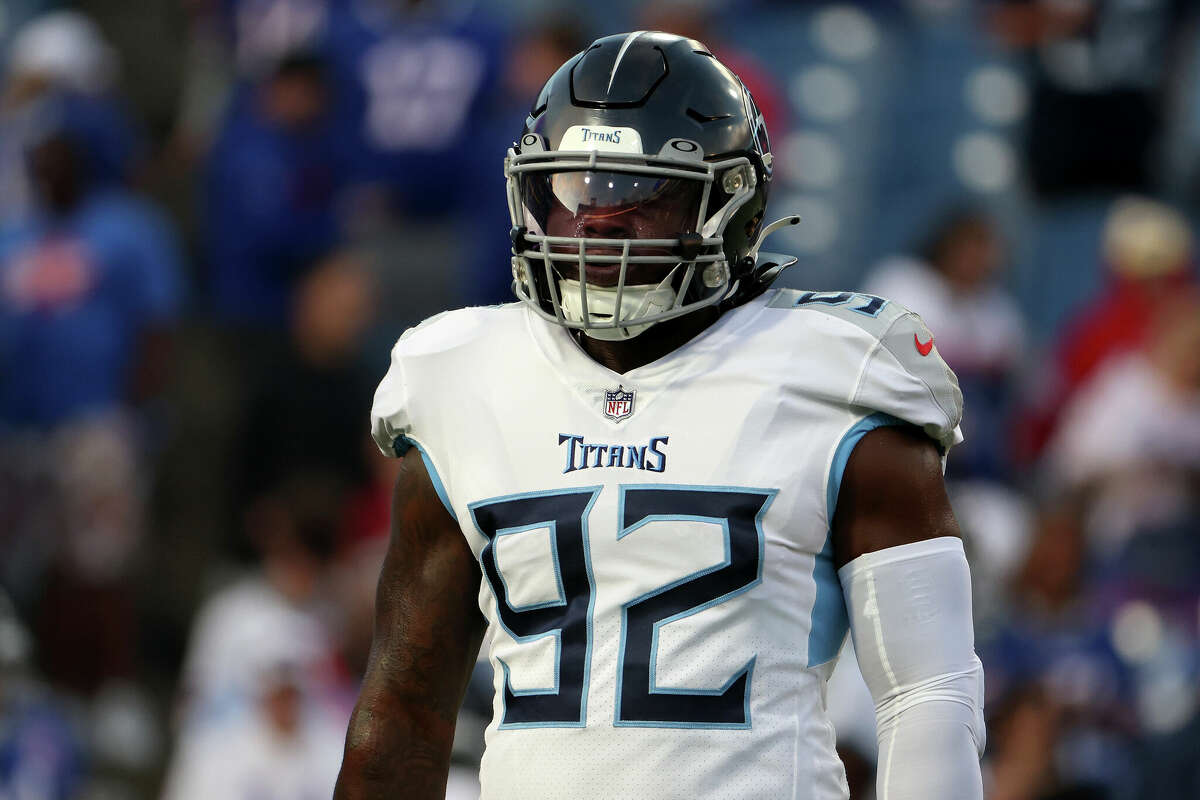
[575,308,721,374]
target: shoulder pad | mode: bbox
[371,304,525,457]
[394,304,519,356]
[770,289,964,451]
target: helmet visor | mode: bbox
[519,170,705,242]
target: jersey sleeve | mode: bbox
[368,331,460,521]
[370,309,472,458]
[367,309,490,522]
[369,337,413,458]
[850,305,964,453]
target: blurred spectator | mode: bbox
[949,481,1035,626]
[29,419,147,693]
[986,686,1093,800]
[315,0,511,332]
[237,251,377,506]
[162,660,345,800]
[173,0,340,162]
[988,0,1193,198]
[0,126,181,428]
[176,474,347,735]
[1046,290,1200,554]
[981,505,1139,799]
[323,0,507,218]
[205,52,342,325]
[0,12,141,226]
[1019,195,1197,463]
[0,111,182,696]
[864,208,1028,480]
[1058,197,1196,395]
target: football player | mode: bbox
[335,32,985,800]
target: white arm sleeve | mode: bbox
[839,537,985,800]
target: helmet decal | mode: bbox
[559,125,644,154]
[606,31,650,94]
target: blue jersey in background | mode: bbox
[0,191,183,428]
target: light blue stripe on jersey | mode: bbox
[394,435,458,522]
[807,412,905,667]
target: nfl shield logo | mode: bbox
[604,386,635,421]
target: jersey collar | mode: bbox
[522,295,770,426]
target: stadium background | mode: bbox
[1,0,1199,798]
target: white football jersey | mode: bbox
[370,288,963,800]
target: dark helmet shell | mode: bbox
[517,31,773,288]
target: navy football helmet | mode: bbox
[506,31,798,340]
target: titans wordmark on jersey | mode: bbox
[370,289,962,800]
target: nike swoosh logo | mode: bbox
[914,333,934,356]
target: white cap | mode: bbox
[7,11,118,94]
[1104,195,1194,280]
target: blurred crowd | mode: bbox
[0,1,1199,799]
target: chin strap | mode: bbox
[555,215,803,338]
[557,265,681,341]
